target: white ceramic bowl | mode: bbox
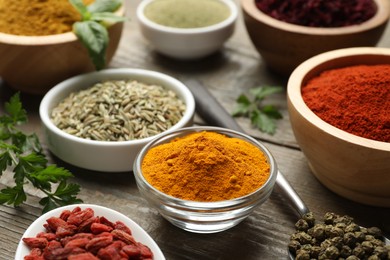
[15,204,165,259]
[134,126,278,233]
[39,68,195,172]
[287,47,390,207]
[136,0,238,60]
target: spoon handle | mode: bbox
[275,171,309,217]
[185,79,310,217]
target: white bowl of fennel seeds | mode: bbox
[39,68,195,172]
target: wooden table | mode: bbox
[1,1,390,259]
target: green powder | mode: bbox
[144,0,230,29]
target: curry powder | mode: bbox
[0,0,93,36]
[141,131,271,202]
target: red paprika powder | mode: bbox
[302,64,390,142]
[255,0,376,28]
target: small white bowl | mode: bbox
[134,126,278,233]
[15,204,165,260]
[39,68,195,172]
[136,0,238,60]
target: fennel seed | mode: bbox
[51,80,186,141]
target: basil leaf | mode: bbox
[88,0,122,13]
[90,12,126,24]
[69,0,90,20]
[73,21,108,70]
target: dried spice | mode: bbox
[22,206,154,259]
[142,131,270,201]
[289,212,390,260]
[51,80,186,141]
[144,0,230,28]
[255,0,376,28]
[302,64,390,143]
[0,0,93,36]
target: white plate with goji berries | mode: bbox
[15,204,165,260]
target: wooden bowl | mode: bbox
[241,0,390,77]
[0,8,124,95]
[287,47,390,207]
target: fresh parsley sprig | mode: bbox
[0,93,82,213]
[70,0,126,70]
[232,86,283,135]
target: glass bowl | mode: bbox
[133,126,278,233]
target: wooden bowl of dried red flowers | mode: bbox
[287,47,390,208]
[241,0,390,77]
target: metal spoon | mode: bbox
[184,79,390,258]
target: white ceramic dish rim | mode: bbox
[39,68,195,148]
[0,6,125,45]
[137,0,238,34]
[288,47,390,151]
[242,0,390,35]
[14,204,166,260]
[134,126,278,209]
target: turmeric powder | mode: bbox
[141,131,271,202]
[0,0,93,36]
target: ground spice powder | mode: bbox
[0,0,93,36]
[141,131,271,202]
[302,64,390,143]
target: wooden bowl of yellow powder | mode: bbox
[133,126,278,233]
[0,0,124,94]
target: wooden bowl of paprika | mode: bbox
[241,0,390,77]
[287,47,390,207]
[0,0,124,95]
[133,126,278,233]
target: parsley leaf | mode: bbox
[0,93,83,213]
[69,0,126,70]
[233,86,283,135]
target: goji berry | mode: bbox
[78,216,99,233]
[138,242,154,258]
[97,241,123,260]
[91,223,113,234]
[59,210,71,221]
[64,238,90,249]
[99,216,115,228]
[43,247,73,260]
[114,221,132,235]
[111,229,136,245]
[36,232,56,241]
[46,217,67,231]
[56,224,77,238]
[68,252,99,260]
[121,244,141,257]
[22,237,48,249]
[85,236,113,254]
[68,208,94,226]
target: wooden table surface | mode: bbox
[1,1,390,259]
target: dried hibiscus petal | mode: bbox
[255,0,376,27]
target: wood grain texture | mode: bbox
[1,1,390,259]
